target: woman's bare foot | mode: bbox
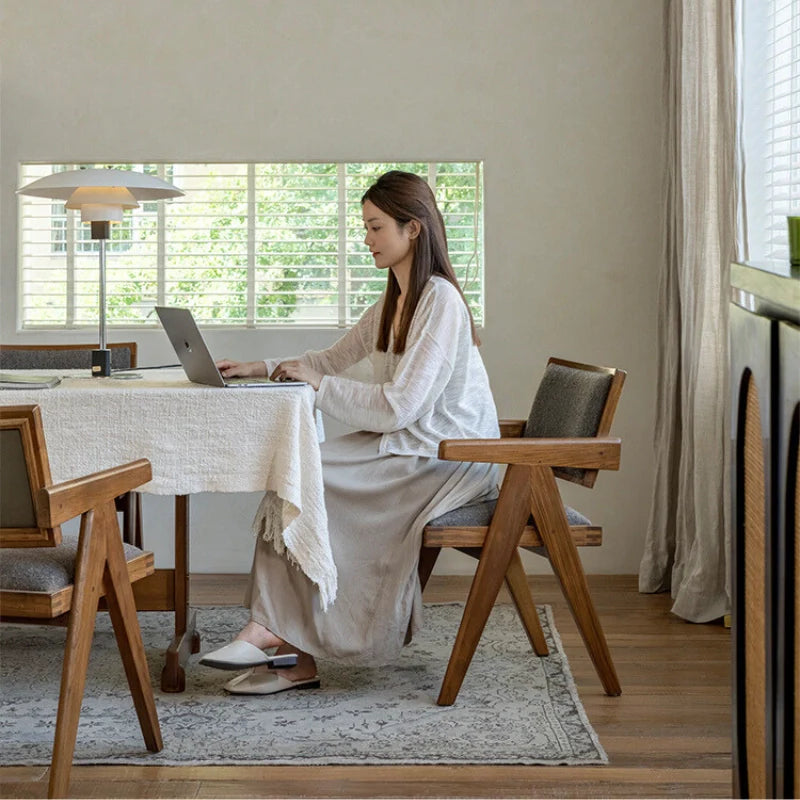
[271,643,317,682]
[233,624,316,681]
[234,619,284,650]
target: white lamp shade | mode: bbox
[64,186,139,209]
[16,168,184,202]
[63,186,139,222]
[15,168,183,373]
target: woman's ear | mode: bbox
[406,219,421,240]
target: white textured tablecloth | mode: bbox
[0,369,336,605]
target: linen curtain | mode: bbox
[638,0,738,622]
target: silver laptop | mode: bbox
[155,306,305,388]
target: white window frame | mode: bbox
[740,0,800,263]
[17,161,484,330]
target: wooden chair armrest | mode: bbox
[36,459,152,527]
[498,419,526,438]
[437,437,621,469]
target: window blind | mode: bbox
[17,161,484,329]
[741,0,800,261]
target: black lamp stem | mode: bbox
[90,221,111,377]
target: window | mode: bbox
[740,0,800,262]
[18,162,484,329]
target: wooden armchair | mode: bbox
[0,342,143,547]
[0,404,162,798]
[421,357,626,706]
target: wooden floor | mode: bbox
[0,574,732,799]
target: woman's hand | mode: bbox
[270,360,323,390]
[215,359,267,379]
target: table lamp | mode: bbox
[16,168,184,376]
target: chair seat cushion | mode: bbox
[0,534,146,593]
[426,498,591,528]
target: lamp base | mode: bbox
[91,349,112,377]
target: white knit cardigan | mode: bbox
[265,276,499,456]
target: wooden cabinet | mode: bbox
[776,320,800,798]
[731,263,800,799]
[731,303,773,799]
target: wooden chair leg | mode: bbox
[418,544,440,592]
[101,503,162,753]
[48,511,105,799]
[437,464,532,706]
[450,546,548,655]
[505,549,548,656]
[529,465,622,696]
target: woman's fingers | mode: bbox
[271,360,296,381]
[216,359,256,378]
[270,361,320,388]
[216,359,235,376]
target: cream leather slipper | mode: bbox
[200,641,297,670]
[223,668,321,695]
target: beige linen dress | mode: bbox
[247,277,499,665]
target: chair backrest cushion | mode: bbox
[525,362,613,483]
[0,345,134,370]
[0,428,37,528]
[0,405,61,547]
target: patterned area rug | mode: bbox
[0,603,607,766]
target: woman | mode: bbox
[202,170,500,694]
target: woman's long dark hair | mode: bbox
[361,170,479,353]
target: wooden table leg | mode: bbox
[117,491,140,546]
[160,495,201,693]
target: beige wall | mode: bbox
[0,0,664,575]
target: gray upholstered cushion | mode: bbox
[0,429,36,528]
[0,347,134,370]
[427,498,590,528]
[0,534,145,593]
[525,362,613,481]
[425,363,610,533]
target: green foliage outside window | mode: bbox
[18,161,483,328]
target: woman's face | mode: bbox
[362,199,415,273]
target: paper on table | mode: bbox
[0,372,61,390]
